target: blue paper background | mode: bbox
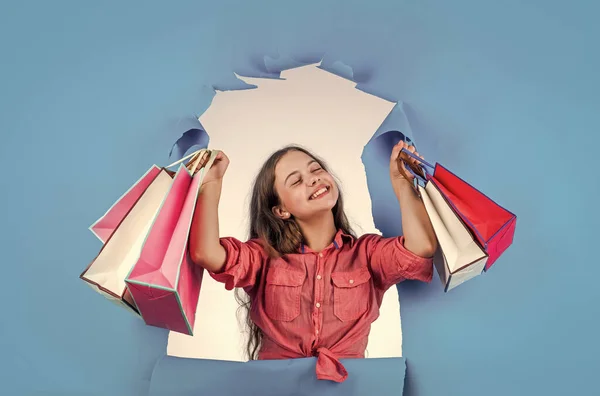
[1,0,598,395]
[149,357,406,396]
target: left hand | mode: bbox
[389,141,424,184]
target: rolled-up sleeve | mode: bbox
[209,237,266,291]
[366,235,433,291]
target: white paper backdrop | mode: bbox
[167,64,404,361]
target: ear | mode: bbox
[272,205,291,220]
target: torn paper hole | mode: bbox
[167,63,405,362]
[168,120,210,161]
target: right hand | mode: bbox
[199,150,229,185]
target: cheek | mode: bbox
[332,185,340,199]
[329,185,340,203]
[279,189,304,210]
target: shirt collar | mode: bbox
[300,229,354,253]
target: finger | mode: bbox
[403,147,419,161]
[390,141,403,158]
[390,140,407,160]
[215,151,229,166]
[398,160,414,180]
[410,151,421,166]
[197,151,211,168]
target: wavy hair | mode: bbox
[235,145,356,360]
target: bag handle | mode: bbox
[165,148,211,174]
[396,148,434,194]
[399,148,435,171]
[188,150,211,175]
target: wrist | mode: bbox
[201,178,223,193]
[392,177,414,196]
[392,176,411,188]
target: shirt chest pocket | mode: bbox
[331,268,372,322]
[265,267,306,322]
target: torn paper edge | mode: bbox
[169,52,424,163]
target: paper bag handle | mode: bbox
[166,149,211,174]
[399,148,435,171]
[396,148,434,194]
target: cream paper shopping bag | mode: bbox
[81,150,210,315]
[89,165,165,244]
[81,169,174,315]
[418,180,488,292]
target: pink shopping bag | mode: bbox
[125,151,216,335]
[89,166,164,243]
[80,167,175,315]
[81,149,210,316]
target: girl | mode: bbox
[189,142,437,383]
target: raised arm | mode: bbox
[189,151,229,273]
[390,141,437,257]
[190,179,227,272]
[189,151,266,291]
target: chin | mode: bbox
[298,199,337,220]
[324,189,339,208]
[325,196,339,209]
[314,196,338,212]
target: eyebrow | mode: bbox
[284,159,318,184]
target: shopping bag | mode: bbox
[125,150,217,335]
[88,150,209,244]
[81,150,211,315]
[424,164,516,271]
[400,148,516,272]
[417,180,488,291]
[398,149,516,289]
[89,166,164,243]
[80,168,174,315]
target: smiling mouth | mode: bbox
[309,186,330,200]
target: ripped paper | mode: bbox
[167,63,402,361]
[149,355,406,396]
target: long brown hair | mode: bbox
[235,144,356,360]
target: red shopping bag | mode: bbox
[400,148,516,271]
[125,150,216,335]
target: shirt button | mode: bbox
[316,329,319,334]
[316,274,322,280]
[349,279,354,284]
[319,253,323,258]
[316,302,321,308]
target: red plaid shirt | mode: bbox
[209,229,433,382]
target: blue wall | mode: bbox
[1,0,598,395]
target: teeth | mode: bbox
[310,187,328,200]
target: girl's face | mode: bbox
[272,150,339,221]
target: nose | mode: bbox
[308,174,320,186]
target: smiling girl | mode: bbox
[189,142,436,383]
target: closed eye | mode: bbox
[310,167,322,173]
